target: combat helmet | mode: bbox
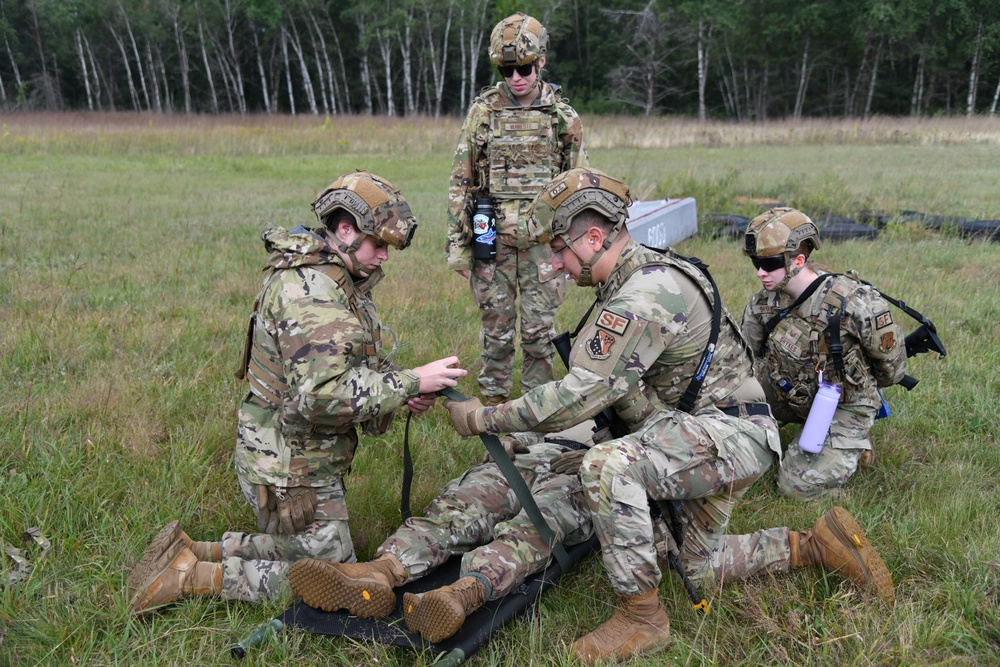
[489,13,548,66]
[743,207,820,290]
[528,167,632,286]
[313,170,417,251]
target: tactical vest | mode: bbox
[481,88,561,202]
[758,275,877,410]
[610,247,752,413]
[236,263,388,432]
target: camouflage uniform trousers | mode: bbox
[776,401,877,501]
[215,474,356,603]
[581,408,792,596]
[470,241,565,399]
[377,440,591,600]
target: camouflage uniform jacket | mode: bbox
[741,271,906,417]
[447,80,587,270]
[235,226,420,488]
[478,241,757,434]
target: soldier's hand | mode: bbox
[413,356,467,394]
[256,485,319,534]
[550,449,587,476]
[456,270,470,279]
[481,434,530,463]
[446,397,485,437]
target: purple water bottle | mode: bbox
[799,372,841,454]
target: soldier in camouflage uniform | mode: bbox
[447,12,588,404]
[128,171,467,616]
[286,431,593,643]
[741,208,907,500]
[446,169,895,664]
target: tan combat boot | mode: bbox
[789,506,894,604]
[569,589,670,665]
[129,545,222,617]
[127,520,219,608]
[289,553,408,618]
[402,576,487,643]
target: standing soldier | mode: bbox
[446,169,895,664]
[741,208,907,500]
[128,171,466,616]
[447,12,588,405]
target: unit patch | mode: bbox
[880,331,896,352]
[596,309,629,335]
[588,330,617,360]
[875,311,893,329]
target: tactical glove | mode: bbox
[445,398,486,437]
[481,434,530,464]
[549,449,587,476]
[256,485,319,535]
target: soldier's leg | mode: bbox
[380,452,545,580]
[459,442,591,598]
[470,244,517,399]
[217,477,355,602]
[777,404,875,500]
[581,411,777,595]
[516,244,565,393]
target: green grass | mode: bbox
[1,114,999,666]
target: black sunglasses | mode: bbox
[750,255,786,272]
[497,63,535,78]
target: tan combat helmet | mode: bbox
[743,207,820,290]
[528,167,633,286]
[313,170,418,252]
[489,13,548,66]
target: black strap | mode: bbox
[673,255,723,414]
[403,388,572,574]
[401,412,415,521]
[760,273,837,349]
[823,294,848,380]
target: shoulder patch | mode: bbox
[596,309,630,336]
[875,311,893,329]
[587,329,617,360]
[880,331,897,352]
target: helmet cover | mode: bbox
[312,171,417,250]
[528,167,632,246]
[489,13,548,66]
[743,207,820,258]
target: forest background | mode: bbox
[3,0,1000,120]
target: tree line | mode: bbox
[2,0,999,119]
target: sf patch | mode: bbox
[588,329,617,360]
[875,310,894,329]
[596,309,630,335]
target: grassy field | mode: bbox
[1,112,998,666]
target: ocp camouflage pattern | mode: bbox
[477,242,757,434]
[473,241,791,596]
[377,436,592,599]
[742,271,906,499]
[447,81,587,269]
[234,225,419,490]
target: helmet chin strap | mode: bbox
[325,226,369,277]
[774,254,803,292]
[565,225,620,288]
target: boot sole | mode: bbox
[402,590,464,644]
[826,507,895,604]
[289,559,395,618]
[127,521,185,599]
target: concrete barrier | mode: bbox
[626,198,698,248]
